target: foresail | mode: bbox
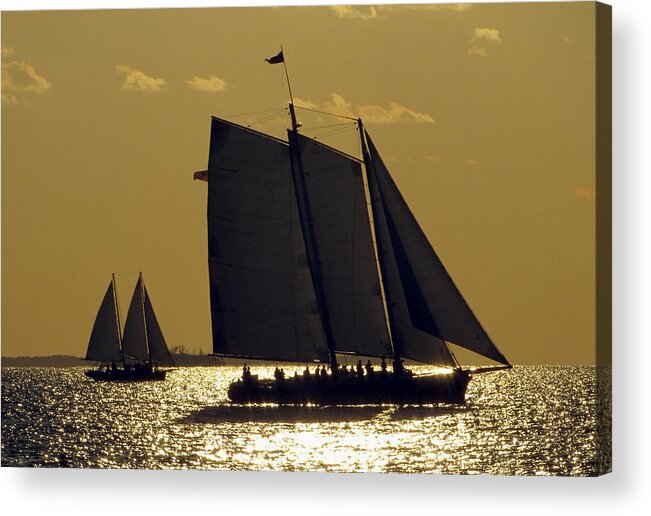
[207,118,330,363]
[366,151,457,367]
[122,276,149,362]
[85,281,122,363]
[143,287,174,366]
[290,133,392,358]
[365,131,509,365]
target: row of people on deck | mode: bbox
[243,358,408,383]
[98,362,156,374]
[306,358,402,378]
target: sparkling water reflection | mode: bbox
[1,365,604,475]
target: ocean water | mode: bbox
[1,365,609,475]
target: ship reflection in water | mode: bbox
[1,365,608,475]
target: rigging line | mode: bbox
[302,121,357,133]
[294,104,359,121]
[322,125,358,136]
[224,107,285,119]
[246,111,287,125]
[312,126,358,139]
[312,121,358,132]
[246,112,287,128]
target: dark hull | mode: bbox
[84,369,167,382]
[228,371,470,405]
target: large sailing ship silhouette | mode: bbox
[195,49,510,404]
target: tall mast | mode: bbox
[288,132,339,371]
[112,273,126,368]
[358,120,403,369]
[280,45,299,133]
[280,49,338,371]
[139,272,151,364]
[289,103,299,135]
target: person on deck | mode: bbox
[356,360,363,378]
[381,357,388,375]
[365,360,374,377]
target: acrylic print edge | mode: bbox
[595,0,612,476]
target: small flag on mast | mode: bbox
[193,170,208,182]
[265,50,284,64]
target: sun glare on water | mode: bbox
[1,365,605,475]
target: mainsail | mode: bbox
[85,279,123,363]
[122,275,149,362]
[289,132,392,359]
[364,131,509,366]
[121,273,175,365]
[207,117,330,362]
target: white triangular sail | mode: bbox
[85,280,123,363]
[290,133,393,359]
[121,275,149,362]
[365,131,509,366]
[207,117,330,362]
[143,286,174,366]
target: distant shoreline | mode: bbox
[1,356,599,368]
[1,354,226,368]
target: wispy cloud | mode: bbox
[296,93,434,125]
[467,46,489,57]
[474,27,501,43]
[399,3,471,13]
[573,186,596,200]
[331,5,379,20]
[331,3,471,20]
[467,27,502,56]
[2,61,51,93]
[2,92,18,104]
[2,57,52,103]
[186,74,227,92]
[465,159,479,166]
[359,101,435,124]
[115,65,168,92]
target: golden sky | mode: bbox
[1,3,598,364]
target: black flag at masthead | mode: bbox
[265,50,284,64]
